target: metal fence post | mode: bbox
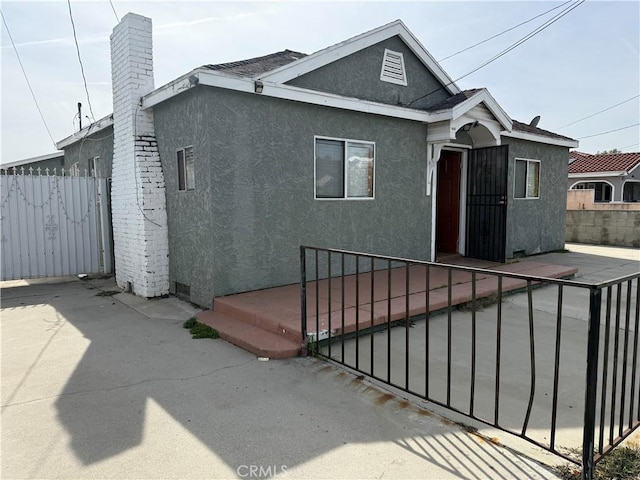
[582,287,602,480]
[300,246,308,356]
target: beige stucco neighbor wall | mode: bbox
[566,190,640,248]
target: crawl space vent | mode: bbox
[380,49,407,86]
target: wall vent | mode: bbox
[380,49,407,86]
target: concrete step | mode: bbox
[196,310,301,359]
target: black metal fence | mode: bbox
[300,246,640,480]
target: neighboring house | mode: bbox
[54,14,578,307]
[56,115,114,179]
[568,151,640,202]
[0,151,64,175]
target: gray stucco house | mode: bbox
[54,17,578,307]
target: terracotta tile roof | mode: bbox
[204,50,307,77]
[568,151,640,174]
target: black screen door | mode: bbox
[466,145,508,262]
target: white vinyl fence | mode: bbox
[0,170,112,281]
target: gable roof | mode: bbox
[258,19,461,96]
[568,151,640,175]
[204,50,307,78]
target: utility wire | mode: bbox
[408,0,584,107]
[67,0,95,121]
[108,0,119,22]
[577,123,640,140]
[1,10,57,147]
[556,95,640,129]
[439,0,573,61]
[619,142,639,151]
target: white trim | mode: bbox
[429,89,512,132]
[314,135,375,200]
[0,151,64,169]
[143,69,431,122]
[514,158,541,200]
[502,129,578,148]
[56,114,114,149]
[380,49,407,86]
[569,179,615,202]
[258,20,460,96]
[568,171,627,178]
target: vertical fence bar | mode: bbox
[610,284,622,445]
[370,257,375,378]
[387,259,392,384]
[355,255,360,371]
[300,247,307,355]
[447,268,452,407]
[631,279,640,427]
[425,264,430,400]
[550,284,564,451]
[315,249,319,354]
[598,286,613,454]
[405,262,410,391]
[522,280,536,436]
[341,253,345,364]
[582,287,602,480]
[328,251,332,359]
[495,275,503,426]
[620,280,632,437]
[470,271,477,416]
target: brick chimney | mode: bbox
[110,13,169,297]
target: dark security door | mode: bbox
[436,151,461,253]
[466,145,508,262]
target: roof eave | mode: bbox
[502,129,579,148]
[56,114,114,149]
[568,171,628,178]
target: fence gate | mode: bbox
[0,171,112,281]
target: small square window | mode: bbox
[177,146,194,191]
[315,137,374,199]
[514,159,540,199]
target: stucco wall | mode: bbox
[567,189,640,210]
[153,87,431,306]
[566,210,640,248]
[502,137,568,258]
[63,126,114,178]
[287,36,450,111]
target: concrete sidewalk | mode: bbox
[1,275,560,479]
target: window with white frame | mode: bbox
[88,156,99,177]
[315,137,375,199]
[514,159,540,199]
[572,181,612,203]
[177,146,195,191]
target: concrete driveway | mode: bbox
[1,274,562,479]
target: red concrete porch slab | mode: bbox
[196,310,301,359]
[197,260,577,359]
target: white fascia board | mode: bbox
[502,129,579,148]
[1,151,64,169]
[627,162,640,176]
[56,114,114,149]
[143,69,432,122]
[258,20,461,96]
[428,89,512,131]
[568,171,627,178]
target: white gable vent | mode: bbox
[380,49,407,86]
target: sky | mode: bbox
[1,0,638,164]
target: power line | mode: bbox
[408,0,584,107]
[577,123,640,140]
[439,0,573,62]
[619,142,639,151]
[1,10,57,147]
[108,0,119,22]
[556,95,640,129]
[67,0,95,121]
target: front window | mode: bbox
[623,181,640,202]
[514,159,540,199]
[177,146,195,191]
[315,137,374,199]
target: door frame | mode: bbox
[430,144,470,261]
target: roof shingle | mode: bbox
[204,50,307,78]
[568,151,640,174]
